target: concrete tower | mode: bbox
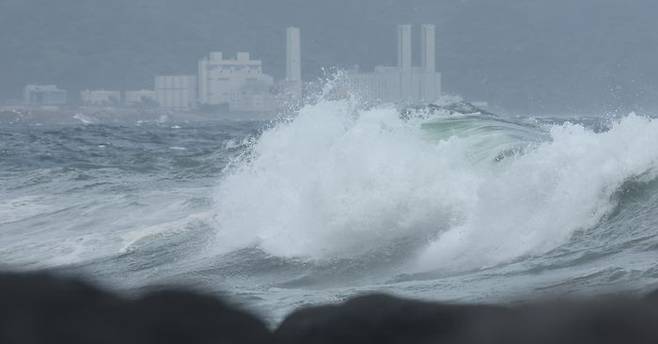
[397,24,413,102]
[420,24,436,73]
[286,27,302,81]
[198,57,209,104]
[397,25,412,71]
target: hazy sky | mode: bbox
[2,0,658,114]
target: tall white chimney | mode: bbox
[397,25,412,71]
[286,27,302,81]
[420,24,436,73]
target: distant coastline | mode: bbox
[0,107,279,125]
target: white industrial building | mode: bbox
[155,75,198,110]
[80,90,122,106]
[24,85,68,106]
[198,52,275,112]
[147,27,303,113]
[124,90,157,107]
[346,24,441,105]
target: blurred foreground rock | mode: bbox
[1,272,657,344]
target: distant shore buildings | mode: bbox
[155,27,302,112]
[80,90,121,107]
[197,52,275,112]
[21,27,303,113]
[345,24,441,105]
[20,24,442,112]
[154,75,198,110]
[23,85,67,107]
[124,90,157,107]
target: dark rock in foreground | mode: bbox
[277,294,510,344]
[280,294,658,344]
[0,272,272,344]
[1,272,658,343]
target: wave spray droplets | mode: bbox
[212,99,658,275]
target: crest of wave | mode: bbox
[416,113,658,271]
[211,96,658,272]
[211,98,478,260]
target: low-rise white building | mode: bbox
[24,85,68,106]
[198,52,275,112]
[124,90,157,107]
[155,75,197,110]
[81,90,122,106]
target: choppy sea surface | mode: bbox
[2,100,658,322]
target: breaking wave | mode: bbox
[211,99,658,276]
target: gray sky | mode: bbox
[2,0,658,114]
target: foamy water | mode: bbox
[2,101,658,322]
[212,100,658,275]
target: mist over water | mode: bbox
[3,97,658,321]
[4,1,658,334]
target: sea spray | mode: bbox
[416,114,658,272]
[212,100,658,274]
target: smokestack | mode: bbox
[420,24,436,73]
[397,25,412,71]
[286,27,302,81]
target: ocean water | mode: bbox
[2,99,658,322]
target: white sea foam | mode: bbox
[211,99,658,272]
[416,113,658,271]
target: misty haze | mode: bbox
[2,1,658,343]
